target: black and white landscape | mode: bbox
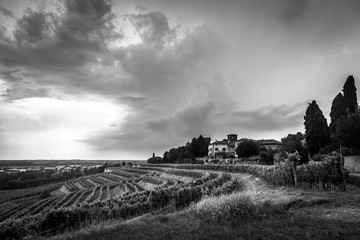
[1,1,360,240]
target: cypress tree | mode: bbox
[329,92,346,144]
[304,100,330,155]
[335,110,360,152]
[343,75,358,114]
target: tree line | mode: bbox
[0,166,105,190]
[148,135,210,164]
[304,75,359,156]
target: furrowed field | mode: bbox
[0,165,240,239]
[1,159,360,240]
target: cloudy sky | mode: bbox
[0,0,360,160]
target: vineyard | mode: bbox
[0,157,349,239]
[0,166,241,239]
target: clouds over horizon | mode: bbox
[1,0,360,159]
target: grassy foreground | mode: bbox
[43,186,360,240]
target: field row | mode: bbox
[0,168,194,223]
[0,167,231,239]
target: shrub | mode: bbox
[39,190,51,199]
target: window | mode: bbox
[215,148,219,151]
[222,148,226,152]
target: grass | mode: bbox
[42,187,360,240]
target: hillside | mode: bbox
[45,172,360,240]
[1,163,360,239]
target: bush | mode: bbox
[39,190,51,199]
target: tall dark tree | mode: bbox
[189,135,210,158]
[189,137,200,158]
[343,75,358,114]
[304,100,330,156]
[162,151,169,162]
[335,110,360,152]
[198,135,210,157]
[329,93,346,144]
[168,148,179,163]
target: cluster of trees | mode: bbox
[234,140,276,165]
[0,165,105,190]
[304,75,359,156]
[148,135,210,164]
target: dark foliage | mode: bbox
[235,140,259,158]
[148,135,210,164]
[335,110,360,151]
[329,93,346,146]
[343,75,358,114]
[281,132,308,164]
[304,100,330,156]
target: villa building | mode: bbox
[208,134,282,159]
[258,139,282,150]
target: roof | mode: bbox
[209,140,229,146]
[258,139,282,145]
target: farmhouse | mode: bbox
[208,134,282,159]
[258,139,282,150]
[208,134,247,159]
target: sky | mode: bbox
[0,0,360,160]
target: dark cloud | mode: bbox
[147,119,169,133]
[14,8,54,46]
[231,103,307,131]
[60,0,120,47]
[0,5,15,18]
[119,96,149,105]
[1,87,53,101]
[129,11,173,46]
[0,69,22,81]
[280,0,308,25]
[79,122,173,156]
[147,101,214,137]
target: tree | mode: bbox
[168,148,179,163]
[335,110,360,152]
[39,189,51,199]
[281,132,308,164]
[343,75,358,114]
[162,151,169,162]
[189,137,199,158]
[259,147,275,165]
[304,100,330,156]
[189,135,210,158]
[329,93,346,145]
[235,140,259,158]
[197,135,209,157]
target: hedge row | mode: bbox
[143,155,348,189]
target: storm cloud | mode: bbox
[0,0,360,159]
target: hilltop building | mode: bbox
[208,134,282,159]
[258,139,283,150]
[208,134,245,159]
